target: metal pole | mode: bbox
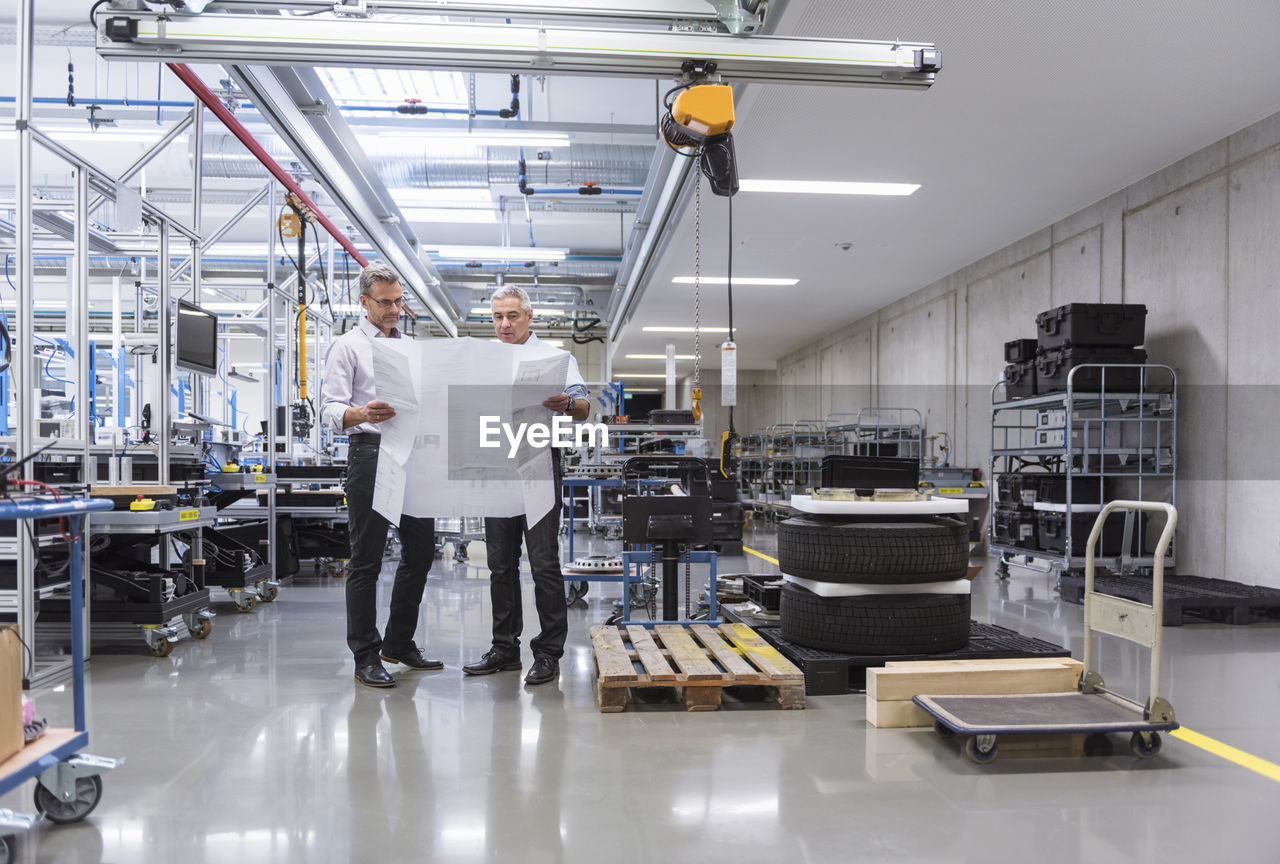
[191,104,205,424]
[15,0,36,682]
[158,221,172,485]
[74,168,93,662]
[266,184,277,578]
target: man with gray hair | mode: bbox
[463,285,590,685]
[321,263,441,688]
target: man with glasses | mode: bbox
[321,263,441,688]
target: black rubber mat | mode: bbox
[1059,572,1280,625]
[754,622,1071,696]
[916,691,1176,735]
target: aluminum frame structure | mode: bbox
[96,11,940,87]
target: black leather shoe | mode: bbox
[354,663,395,688]
[462,650,522,676]
[524,656,559,685]
[380,645,444,670]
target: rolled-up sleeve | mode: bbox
[321,340,356,432]
[565,354,588,401]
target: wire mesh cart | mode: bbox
[0,497,121,860]
[916,501,1179,763]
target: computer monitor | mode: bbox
[176,299,218,376]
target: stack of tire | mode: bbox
[776,514,972,655]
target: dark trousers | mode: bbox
[344,437,434,667]
[483,455,567,660]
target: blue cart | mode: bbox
[0,497,121,860]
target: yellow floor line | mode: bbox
[743,546,779,566]
[1172,727,1280,783]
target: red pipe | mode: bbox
[166,62,369,267]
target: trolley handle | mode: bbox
[1083,500,1177,717]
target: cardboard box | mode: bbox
[0,626,24,763]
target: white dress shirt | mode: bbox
[321,317,402,435]
[518,332,589,403]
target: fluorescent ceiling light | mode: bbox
[738,179,920,196]
[626,354,694,360]
[200,302,259,313]
[431,245,567,261]
[401,208,497,224]
[367,130,570,148]
[672,276,797,286]
[388,188,492,206]
[469,307,568,317]
[487,337,564,347]
[642,326,730,334]
[612,374,669,379]
[623,388,662,393]
[0,126,180,145]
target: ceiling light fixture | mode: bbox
[612,374,670,379]
[362,130,570,148]
[626,354,694,360]
[642,326,731,334]
[672,276,797,286]
[430,245,567,262]
[469,307,568,317]
[738,179,920,196]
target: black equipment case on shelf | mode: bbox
[1003,359,1037,399]
[647,409,696,425]
[1035,303,1147,351]
[997,473,1107,507]
[992,506,1039,551]
[1035,346,1148,394]
[1036,509,1145,557]
[1004,338,1039,363]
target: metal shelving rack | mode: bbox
[828,408,924,459]
[989,364,1177,581]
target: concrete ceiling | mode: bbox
[613,0,1280,374]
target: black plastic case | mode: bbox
[1003,359,1037,399]
[992,506,1039,550]
[1035,303,1147,350]
[1035,346,1148,394]
[1004,338,1039,363]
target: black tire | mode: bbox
[776,515,970,584]
[779,583,971,655]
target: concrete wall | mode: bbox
[770,110,1280,588]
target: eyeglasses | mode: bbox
[365,296,405,308]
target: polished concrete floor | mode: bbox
[6,526,1280,863]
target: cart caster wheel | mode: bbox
[964,735,998,763]
[565,581,589,606]
[189,617,212,640]
[258,583,279,603]
[235,595,258,614]
[1130,731,1162,758]
[1084,733,1114,757]
[934,720,956,738]
[35,773,103,824]
[150,638,173,658]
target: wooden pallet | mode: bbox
[589,623,805,712]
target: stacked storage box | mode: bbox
[1001,303,1147,400]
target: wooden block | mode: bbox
[625,626,677,681]
[688,624,760,680]
[653,625,724,681]
[719,623,804,682]
[90,484,177,496]
[774,683,806,710]
[589,625,640,683]
[680,687,722,711]
[867,699,934,728]
[867,662,1083,702]
[883,657,1083,671]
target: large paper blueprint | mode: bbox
[369,337,569,525]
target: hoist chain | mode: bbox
[692,175,701,389]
